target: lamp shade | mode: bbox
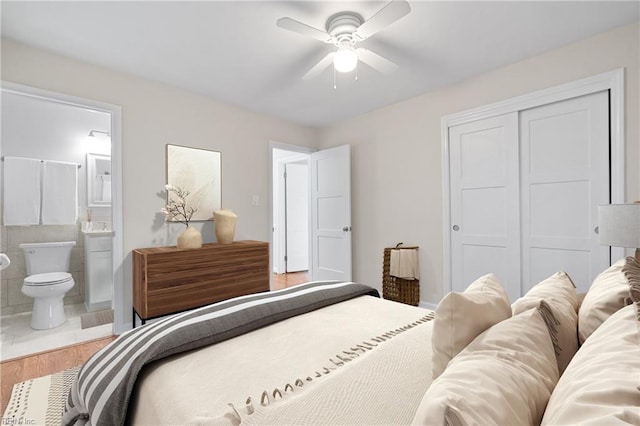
[598,204,640,248]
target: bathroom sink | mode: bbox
[82,222,113,236]
[82,229,114,236]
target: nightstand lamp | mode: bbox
[598,203,640,261]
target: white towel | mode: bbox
[3,156,41,226]
[101,175,112,202]
[42,160,78,225]
[390,248,419,280]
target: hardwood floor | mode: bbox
[272,271,309,290]
[0,335,115,413]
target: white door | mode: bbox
[310,144,352,281]
[519,91,610,293]
[274,161,287,274]
[285,161,309,272]
[449,113,521,299]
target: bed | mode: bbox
[63,259,640,425]
[63,281,435,426]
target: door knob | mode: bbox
[452,225,460,231]
[342,226,351,232]
[594,226,599,234]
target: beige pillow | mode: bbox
[541,304,640,425]
[431,273,511,379]
[578,258,634,344]
[623,255,640,319]
[414,307,559,425]
[512,271,578,374]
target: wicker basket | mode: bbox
[382,246,419,306]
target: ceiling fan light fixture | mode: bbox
[333,46,358,73]
[277,0,411,80]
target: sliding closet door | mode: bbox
[519,91,610,293]
[449,113,521,299]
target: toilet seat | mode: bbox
[24,272,72,286]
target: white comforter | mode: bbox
[130,295,434,425]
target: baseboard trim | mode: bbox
[419,301,437,310]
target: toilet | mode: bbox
[20,241,76,330]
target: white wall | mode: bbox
[1,91,111,219]
[319,22,640,305]
[1,39,320,328]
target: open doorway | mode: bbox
[270,142,353,290]
[1,83,122,359]
[271,144,312,290]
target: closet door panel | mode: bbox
[461,245,510,292]
[529,181,591,239]
[527,110,591,172]
[459,127,508,185]
[529,248,591,290]
[461,187,507,237]
[520,91,609,294]
[449,113,520,298]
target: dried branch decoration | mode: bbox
[161,184,197,227]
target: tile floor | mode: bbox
[0,303,113,361]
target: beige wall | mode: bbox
[2,22,638,318]
[1,39,320,327]
[319,22,640,305]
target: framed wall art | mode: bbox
[166,144,221,221]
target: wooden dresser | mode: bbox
[132,240,269,325]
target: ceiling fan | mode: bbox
[276,0,411,80]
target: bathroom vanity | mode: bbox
[83,229,113,312]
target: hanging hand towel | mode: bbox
[42,160,78,225]
[390,248,420,280]
[3,156,41,226]
[101,174,112,202]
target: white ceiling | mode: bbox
[2,1,639,128]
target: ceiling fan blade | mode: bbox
[276,17,333,43]
[302,52,336,80]
[355,0,411,40]
[356,48,398,74]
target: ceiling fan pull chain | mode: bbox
[355,63,359,81]
[333,67,337,90]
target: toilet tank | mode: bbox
[19,241,76,275]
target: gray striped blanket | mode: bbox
[62,281,379,426]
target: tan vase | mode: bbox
[177,225,203,249]
[213,209,237,244]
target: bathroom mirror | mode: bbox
[87,153,112,207]
[166,144,221,221]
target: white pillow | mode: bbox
[431,273,511,379]
[541,304,640,425]
[512,271,578,374]
[414,307,559,425]
[578,258,634,344]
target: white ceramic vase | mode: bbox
[213,209,237,244]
